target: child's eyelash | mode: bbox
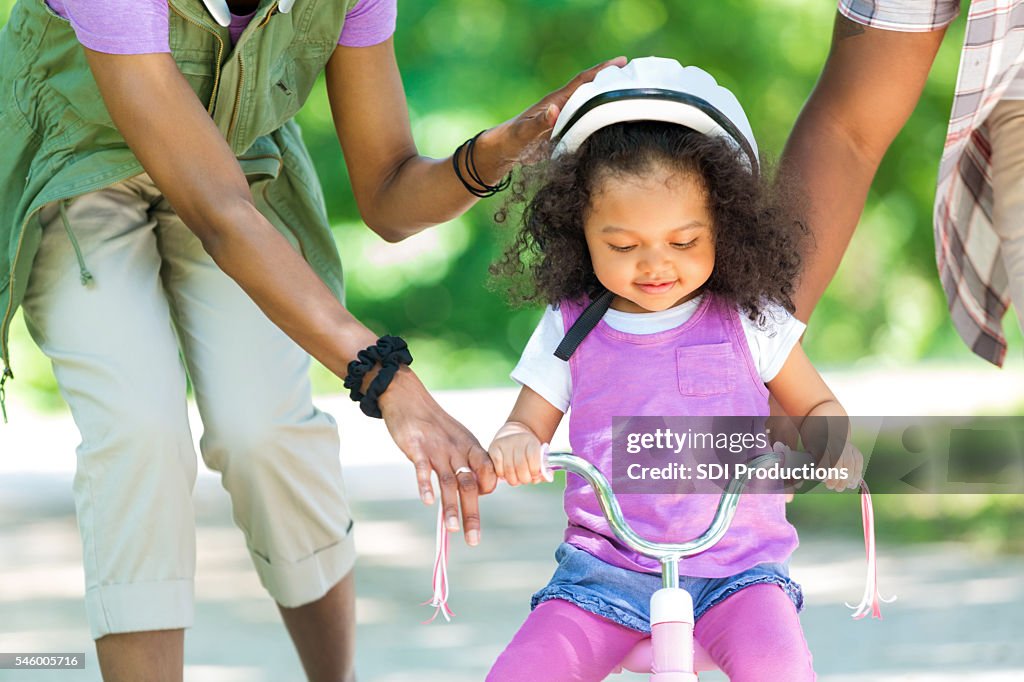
[672,239,698,249]
[608,240,697,253]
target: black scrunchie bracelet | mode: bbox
[343,335,413,418]
[452,131,512,198]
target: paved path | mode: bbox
[1,371,1023,681]
[2,474,1023,682]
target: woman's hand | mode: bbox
[378,367,497,546]
[328,46,626,241]
[488,422,549,486]
[473,57,628,175]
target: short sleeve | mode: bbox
[49,0,171,54]
[738,307,807,383]
[510,306,572,413]
[339,0,397,47]
[837,0,960,32]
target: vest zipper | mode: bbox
[58,201,94,286]
[227,2,279,144]
[258,3,280,28]
[228,56,246,143]
[169,3,226,115]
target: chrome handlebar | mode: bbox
[544,451,782,588]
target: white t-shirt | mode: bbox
[511,295,806,413]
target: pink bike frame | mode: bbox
[542,451,781,681]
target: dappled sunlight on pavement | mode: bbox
[3,473,1023,681]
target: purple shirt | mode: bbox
[560,294,799,578]
[46,0,397,54]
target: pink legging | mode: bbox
[487,584,815,681]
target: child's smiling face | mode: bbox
[583,164,715,313]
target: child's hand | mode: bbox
[488,425,549,486]
[824,441,864,491]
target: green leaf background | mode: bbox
[2,0,1020,409]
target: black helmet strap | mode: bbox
[553,289,615,361]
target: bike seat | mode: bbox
[614,636,718,674]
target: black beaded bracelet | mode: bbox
[452,131,512,198]
[343,335,413,418]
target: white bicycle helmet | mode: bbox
[551,57,759,173]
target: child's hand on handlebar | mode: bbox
[824,441,864,491]
[488,422,550,486]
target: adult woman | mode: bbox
[0,0,620,679]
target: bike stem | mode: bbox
[661,556,680,590]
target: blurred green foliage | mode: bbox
[787,492,1024,553]
[2,0,1021,412]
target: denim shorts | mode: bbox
[531,543,804,633]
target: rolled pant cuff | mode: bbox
[86,579,194,640]
[251,529,357,608]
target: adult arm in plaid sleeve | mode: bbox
[781,13,948,322]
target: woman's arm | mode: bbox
[767,345,863,490]
[326,40,624,241]
[84,49,494,544]
[489,386,565,486]
[85,51,375,370]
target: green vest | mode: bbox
[0,0,354,403]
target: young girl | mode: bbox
[485,58,863,681]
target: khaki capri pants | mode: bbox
[22,173,356,639]
[990,98,1024,330]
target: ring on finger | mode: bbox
[454,466,473,476]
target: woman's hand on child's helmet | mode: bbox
[488,426,547,486]
[378,367,497,547]
[825,441,864,492]
[475,57,628,170]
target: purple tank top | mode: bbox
[561,294,798,577]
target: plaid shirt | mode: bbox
[840,0,1024,366]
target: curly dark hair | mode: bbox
[491,121,806,324]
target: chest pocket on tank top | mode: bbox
[676,343,737,396]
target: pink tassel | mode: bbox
[422,503,455,623]
[845,481,896,619]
